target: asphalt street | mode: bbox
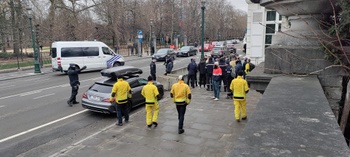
[0,53,206,157]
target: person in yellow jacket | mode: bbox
[110,75,132,126]
[141,76,160,128]
[244,58,250,76]
[170,75,191,134]
[230,70,249,122]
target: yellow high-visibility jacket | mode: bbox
[110,78,131,104]
[170,80,191,105]
[245,62,250,75]
[141,82,159,104]
[230,76,249,101]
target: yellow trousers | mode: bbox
[234,100,247,120]
[145,102,159,125]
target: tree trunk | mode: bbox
[9,0,20,55]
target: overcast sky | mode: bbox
[229,0,248,12]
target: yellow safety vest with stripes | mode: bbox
[141,82,159,105]
[230,76,249,100]
[170,80,191,105]
[110,79,131,104]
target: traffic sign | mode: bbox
[137,30,142,35]
[138,35,143,39]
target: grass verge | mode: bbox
[0,59,52,70]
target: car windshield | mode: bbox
[156,49,168,54]
[90,83,112,93]
[213,47,221,51]
[216,42,224,46]
[180,47,191,50]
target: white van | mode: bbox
[51,41,125,72]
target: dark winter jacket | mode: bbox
[219,60,227,78]
[235,61,243,78]
[187,61,197,75]
[206,60,214,74]
[67,66,86,86]
[150,61,156,74]
[198,61,206,74]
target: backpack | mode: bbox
[249,63,255,71]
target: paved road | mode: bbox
[0,54,206,157]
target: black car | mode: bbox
[81,66,164,114]
[226,44,237,53]
[211,46,229,58]
[152,48,176,61]
[176,46,197,57]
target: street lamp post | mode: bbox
[27,8,41,73]
[201,0,206,59]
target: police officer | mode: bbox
[187,58,197,88]
[141,76,161,128]
[230,71,249,122]
[205,57,214,91]
[67,64,86,106]
[110,75,132,126]
[150,59,157,81]
[170,75,191,134]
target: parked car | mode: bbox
[215,41,227,47]
[177,46,197,57]
[211,46,229,58]
[152,48,176,61]
[198,44,210,52]
[81,66,164,114]
[226,44,237,53]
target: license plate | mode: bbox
[89,95,101,101]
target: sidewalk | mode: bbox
[50,87,262,157]
[0,55,151,81]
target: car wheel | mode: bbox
[113,62,121,67]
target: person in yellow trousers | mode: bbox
[141,76,160,128]
[170,75,191,134]
[110,75,132,126]
[230,70,249,122]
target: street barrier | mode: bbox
[157,66,188,91]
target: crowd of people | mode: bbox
[186,54,254,100]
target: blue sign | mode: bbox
[137,30,142,35]
[139,38,143,43]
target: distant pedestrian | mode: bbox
[110,75,132,126]
[219,58,227,92]
[187,58,197,88]
[141,76,160,128]
[164,54,174,75]
[212,62,222,101]
[67,64,86,106]
[206,57,214,91]
[230,70,249,122]
[235,60,243,78]
[197,58,207,88]
[150,59,157,81]
[170,75,191,134]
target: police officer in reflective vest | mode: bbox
[67,64,86,106]
[110,75,132,126]
[141,76,161,128]
[230,70,249,122]
[170,75,191,134]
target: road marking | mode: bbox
[0,105,5,108]
[48,108,145,157]
[33,93,55,100]
[0,85,15,89]
[0,109,88,143]
[0,77,102,100]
